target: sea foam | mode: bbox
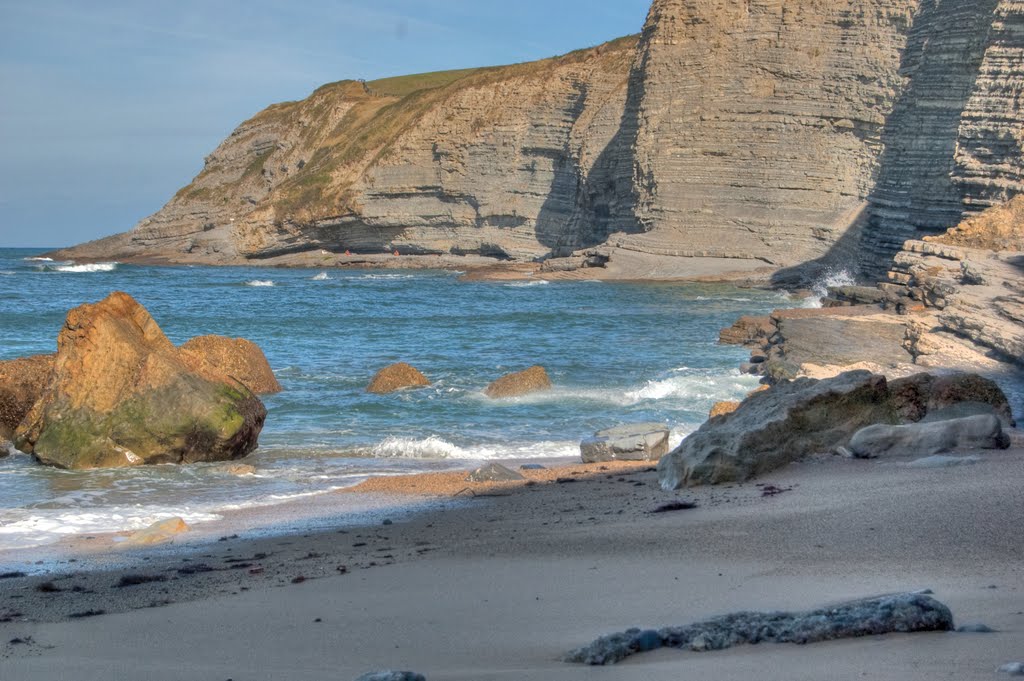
[246,279,275,287]
[51,262,118,273]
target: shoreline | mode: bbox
[1,443,1021,678]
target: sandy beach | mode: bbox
[1,442,1022,680]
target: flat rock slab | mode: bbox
[466,462,524,483]
[904,455,982,468]
[565,593,954,665]
[850,414,1008,459]
[581,423,669,463]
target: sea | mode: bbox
[0,247,800,552]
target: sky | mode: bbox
[0,0,652,248]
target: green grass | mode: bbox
[366,68,488,97]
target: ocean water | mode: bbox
[0,248,793,550]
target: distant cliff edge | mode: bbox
[53,0,1024,284]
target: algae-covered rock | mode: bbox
[484,366,552,398]
[15,292,266,469]
[179,335,282,395]
[366,362,430,394]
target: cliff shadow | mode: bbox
[773,0,1000,287]
[532,54,648,257]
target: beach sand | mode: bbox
[1,446,1022,680]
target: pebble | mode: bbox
[999,662,1024,676]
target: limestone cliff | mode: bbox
[54,1,1024,281]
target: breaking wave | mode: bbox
[370,436,577,460]
[246,280,275,287]
[312,272,331,281]
[49,262,118,273]
[807,267,857,307]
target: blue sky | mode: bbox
[0,0,651,248]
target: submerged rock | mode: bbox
[580,423,669,463]
[849,414,1009,459]
[0,354,53,442]
[179,335,282,395]
[366,362,430,394]
[15,292,266,469]
[565,592,954,665]
[484,366,552,398]
[466,462,524,483]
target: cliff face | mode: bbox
[56,0,1024,281]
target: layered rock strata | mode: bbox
[52,1,1024,282]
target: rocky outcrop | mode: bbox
[51,1,1024,283]
[15,292,266,469]
[0,354,53,442]
[580,423,669,463]
[849,413,1009,458]
[566,593,954,665]
[179,335,282,395]
[658,369,1012,488]
[484,366,552,398]
[366,363,430,394]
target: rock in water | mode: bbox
[484,366,552,398]
[0,354,53,442]
[659,371,894,489]
[466,462,524,483]
[366,362,430,394]
[178,335,282,394]
[353,672,426,681]
[565,593,954,665]
[580,423,670,463]
[849,414,1009,459]
[14,292,266,469]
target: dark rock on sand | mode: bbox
[179,335,282,395]
[366,362,431,394]
[888,372,1015,427]
[580,423,670,463]
[354,672,426,681]
[0,354,53,442]
[15,292,266,469]
[565,592,954,665]
[659,371,895,488]
[466,462,524,483]
[849,414,1009,459]
[484,365,552,398]
[956,623,995,633]
[999,662,1024,675]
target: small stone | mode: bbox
[122,518,190,547]
[956,623,995,633]
[353,672,426,681]
[998,662,1024,676]
[466,463,524,483]
[382,519,393,526]
[580,423,670,463]
[520,463,546,470]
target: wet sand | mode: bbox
[1,447,1022,680]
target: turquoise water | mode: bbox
[0,247,792,549]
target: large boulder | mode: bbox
[581,423,670,463]
[849,414,1010,459]
[484,366,552,398]
[178,336,282,395]
[366,362,430,394]
[15,292,266,469]
[659,371,896,489]
[660,369,1016,489]
[0,354,53,442]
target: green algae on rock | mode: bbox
[14,292,266,470]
